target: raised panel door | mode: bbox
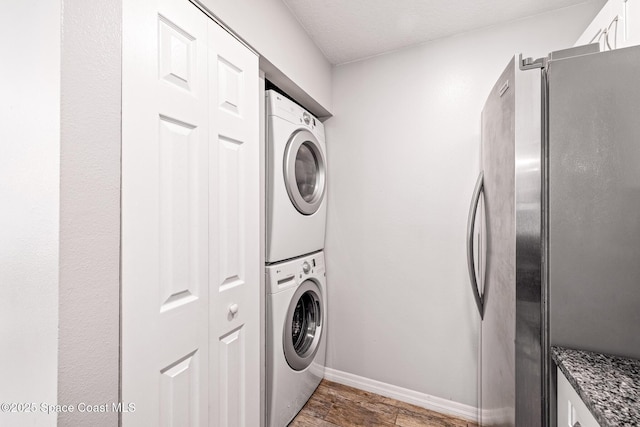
[122,0,259,425]
[122,0,209,424]
[208,19,260,427]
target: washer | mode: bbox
[266,90,327,263]
[266,251,327,427]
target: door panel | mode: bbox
[158,116,204,312]
[217,135,244,288]
[159,16,196,91]
[480,56,543,427]
[480,58,516,427]
[208,18,260,427]
[160,351,200,427]
[122,0,209,424]
[513,58,543,427]
[218,58,243,116]
[219,328,245,426]
[549,46,640,360]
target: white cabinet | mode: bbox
[576,0,640,50]
[576,0,625,50]
[121,0,260,425]
[626,0,640,45]
[557,368,600,427]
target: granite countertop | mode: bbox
[552,346,640,426]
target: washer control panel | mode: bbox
[266,252,326,294]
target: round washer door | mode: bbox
[283,129,326,215]
[283,280,324,371]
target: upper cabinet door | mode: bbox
[121,0,259,425]
[625,0,640,46]
[574,0,640,50]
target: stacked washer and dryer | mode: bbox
[265,90,328,427]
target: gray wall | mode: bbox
[58,0,122,425]
[324,1,605,408]
[0,1,60,426]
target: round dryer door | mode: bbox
[283,280,324,371]
[283,129,326,215]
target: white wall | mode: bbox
[324,1,605,408]
[58,0,121,425]
[0,1,60,426]
[197,0,333,117]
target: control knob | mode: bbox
[302,261,311,274]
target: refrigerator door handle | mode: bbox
[466,171,484,319]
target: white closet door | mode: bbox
[207,20,260,427]
[121,0,259,425]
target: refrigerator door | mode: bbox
[548,46,640,360]
[514,58,543,427]
[480,58,516,427]
[479,56,543,427]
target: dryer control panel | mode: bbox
[266,90,325,140]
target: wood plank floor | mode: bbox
[289,380,478,427]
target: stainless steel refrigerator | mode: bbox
[466,44,640,427]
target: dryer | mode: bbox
[266,251,327,427]
[266,90,327,263]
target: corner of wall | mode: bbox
[58,0,122,424]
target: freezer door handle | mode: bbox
[466,171,484,319]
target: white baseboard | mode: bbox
[323,367,478,423]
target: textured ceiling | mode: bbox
[282,0,592,64]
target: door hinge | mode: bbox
[519,53,547,70]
